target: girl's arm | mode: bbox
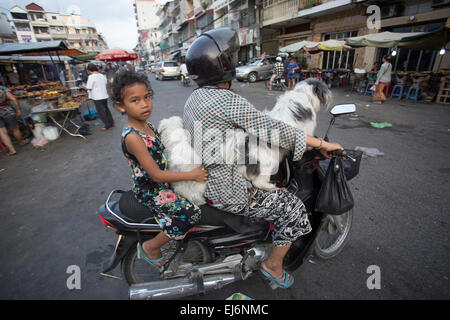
[125,133,207,183]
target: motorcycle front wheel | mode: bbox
[122,239,213,285]
[313,209,353,260]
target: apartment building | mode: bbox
[8,3,108,53]
[0,13,17,44]
[260,0,450,71]
[152,0,259,63]
[212,0,260,64]
[9,6,36,43]
[134,0,162,62]
[154,0,214,61]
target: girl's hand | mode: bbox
[191,166,208,183]
[320,141,344,159]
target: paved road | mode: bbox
[0,73,449,299]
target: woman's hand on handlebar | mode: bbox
[320,141,344,159]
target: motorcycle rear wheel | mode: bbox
[122,239,213,285]
[313,209,353,260]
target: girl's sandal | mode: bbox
[136,242,166,268]
[259,268,294,289]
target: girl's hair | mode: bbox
[111,70,154,104]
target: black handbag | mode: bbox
[315,157,354,215]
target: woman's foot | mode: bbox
[7,151,17,156]
[141,242,166,267]
[19,138,29,146]
[260,261,283,283]
[260,261,293,288]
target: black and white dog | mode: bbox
[158,78,332,204]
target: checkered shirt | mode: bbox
[273,62,284,76]
[183,86,306,205]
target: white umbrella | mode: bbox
[279,40,318,53]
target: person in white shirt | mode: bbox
[86,63,114,130]
[180,62,188,83]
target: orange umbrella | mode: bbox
[95,49,137,61]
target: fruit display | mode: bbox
[60,101,80,109]
[41,91,60,99]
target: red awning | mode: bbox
[95,49,137,62]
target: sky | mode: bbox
[0,0,139,51]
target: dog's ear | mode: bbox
[289,99,313,121]
[313,81,327,106]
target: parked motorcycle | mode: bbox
[97,103,361,300]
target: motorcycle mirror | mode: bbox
[330,104,356,116]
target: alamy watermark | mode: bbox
[367,5,381,30]
[66,265,81,290]
[366,265,381,290]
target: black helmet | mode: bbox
[186,27,239,87]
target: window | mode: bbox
[380,21,444,72]
[52,16,57,20]
[164,62,178,67]
[11,12,28,20]
[15,23,31,31]
[322,30,358,70]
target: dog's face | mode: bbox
[294,78,333,112]
[158,116,186,147]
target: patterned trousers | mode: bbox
[218,188,312,247]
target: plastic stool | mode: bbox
[0,142,7,155]
[406,86,422,101]
[364,82,375,96]
[390,84,406,100]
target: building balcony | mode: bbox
[34,33,52,39]
[50,31,68,39]
[67,33,99,40]
[30,19,49,27]
[262,0,300,27]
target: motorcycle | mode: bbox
[265,75,286,91]
[97,103,361,300]
[182,73,190,87]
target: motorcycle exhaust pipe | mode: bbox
[129,272,241,300]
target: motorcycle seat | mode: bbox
[118,190,266,234]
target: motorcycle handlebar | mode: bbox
[328,149,346,157]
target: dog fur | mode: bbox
[158,78,332,204]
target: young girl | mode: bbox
[111,70,207,267]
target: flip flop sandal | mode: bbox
[260,268,294,289]
[136,242,165,267]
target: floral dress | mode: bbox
[121,122,201,240]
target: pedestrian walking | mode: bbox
[373,56,392,104]
[86,63,115,130]
[0,83,29,155]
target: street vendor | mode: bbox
[0,83,29,156]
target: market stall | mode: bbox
[345,28,450,103]
[0,41,90,143]
[279,39,355,88]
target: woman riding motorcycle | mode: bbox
[182,27,344,288]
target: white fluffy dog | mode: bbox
[158,116,206,205]
[158,78,332,203]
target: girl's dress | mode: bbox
[287,62,298,79]
[121,122,201,240]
